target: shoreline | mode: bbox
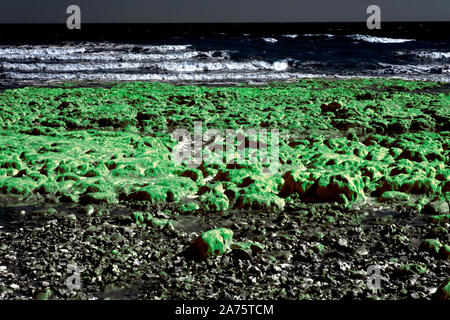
[1,75,450,93]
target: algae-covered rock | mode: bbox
[422,200,450,215]
[131,211,173,228]
[213,168,257,185]
[34,288,52,300]
[279,169,317,198]
[0,177,37,195]
[179,202,200,213]
[180,168,204,185]
[79,191,118,205]
[280,170,365,203]
[312,172,365,203]
[127,185,173,203]
[434,279,450,300]
[239,175,282,194]
[420,239,443,256]
[440,244,450,260]
[365,147,390,162]
[360,164,385,182]
[378,191,411,203]
[189,228,234,258]
[378,174,440,195]
[126,176,197,204]
[231,240,265,259]
[235,192,285,212]
[132,211,152,225]
[397,263,427,275]
[427,214,450,225]
[198,182,225,196]
[200,192,230,211]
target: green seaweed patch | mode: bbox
[79,191,118,205]
[378,174,440,195]
[0,79,448,211]
[440,244,450,260]
[231,240,265,256]
[378,191,411,203]
[235,192,285,212]
[189,228,234,259]
[131,211,173,228]
[397,263,427,275]
[312,172,365,203]
[179,202,200,213]
[420,239,443,256]
[434,279,450,300]
[125,176,197,204]
[200,192,230,211]
[0,177,37,195]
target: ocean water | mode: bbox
[0,33,449,88]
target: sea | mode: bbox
[0,23,449,89]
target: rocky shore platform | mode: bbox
[0,78,448,299]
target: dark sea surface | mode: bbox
[0,23,449,89]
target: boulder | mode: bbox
[235,192,285,212]
[378,191,411,203]
[434,279,450,300]
[312,172,365,203]
[279,169,317,198]
[422,201,449,215]
[189,228,234,259]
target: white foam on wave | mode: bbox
[303,34,334,38]
[5,71,301,82]
[348,35,415,43]
[282,34,298,39]
[0,47,87,55]
[7,70,449,83]
[0,44,191,55]
[156,60,288,72]
[262,38,278,44]
[2,59,289,73]
[0,51,202,62]
[396,51,450,60]
[377,62,449,74]
[139,44,191,52]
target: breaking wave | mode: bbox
[348,35,415,43]
[0,34,448,88]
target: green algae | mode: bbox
[428,214,450,225]
[200,192,230,211]
[0,78,448,213]
[179,202,200,213]
[378,191,411,203]
[190,228,234,258]
[398,263,427,275]
[441,245,450,260]
[235,192,285,212]
[421,239,444,256]
[435,279,450,300]
[232,240,265,252]
[131,211,173,228]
